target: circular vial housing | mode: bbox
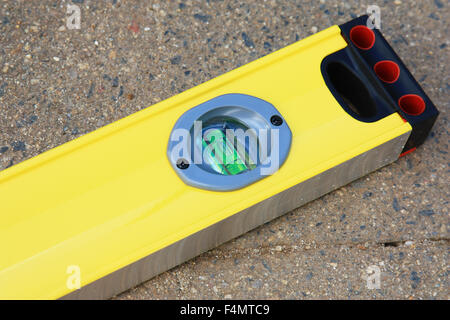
[167,94,292,191]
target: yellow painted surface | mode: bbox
[0,26,411,299]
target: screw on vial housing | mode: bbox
[270,115,283,126]
[176,158,189,170]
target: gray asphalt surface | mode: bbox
[0,0,448,299]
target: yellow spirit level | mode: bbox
[0,16,438,299]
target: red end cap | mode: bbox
[374,60,400,83]
[398,94,426,116]
[350,25,375,50]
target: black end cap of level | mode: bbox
[339,15,439,153]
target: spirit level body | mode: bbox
[0,25,411,299]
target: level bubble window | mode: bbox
[197,117,258,175]
[167,94,292,191]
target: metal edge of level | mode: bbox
[61,131,410,300]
